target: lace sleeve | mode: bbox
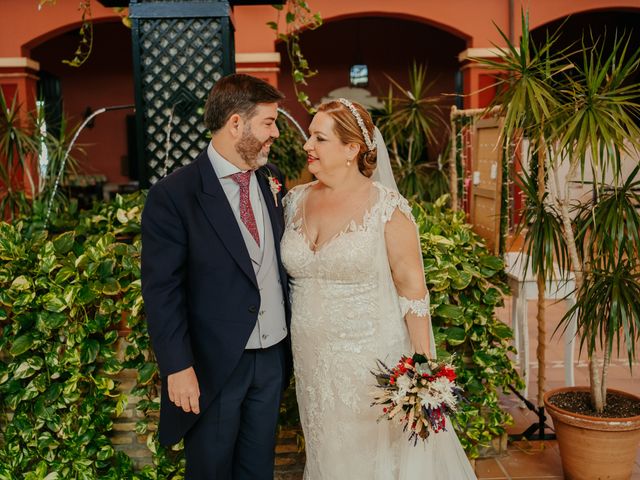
[399,292,430,317]
[282,184,307,227]
[380,187,416,226]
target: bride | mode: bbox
[280,98,477,479]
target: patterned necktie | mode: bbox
[229,171,260,246]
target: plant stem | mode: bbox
[601,343,611,410]
[536,136,546,407]
[537,272,546,407]
[449,107,458,211]
[558,161,583,292]
[589,357,604,412]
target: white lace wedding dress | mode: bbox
[281,181,477,480]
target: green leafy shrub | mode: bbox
[0,193,184,479]
[415,196,524,458]
[270,115,307,182]
[0,191,522,477]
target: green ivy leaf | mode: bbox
[472,351,494,368]
[435,303,464,320]
[12,291,36,308]
[43,383,62,404]
[103,330,118,345]
[479,255,504,271]
[102,358,123,375]
[43,293,66,313]
[53,231,75,254]
[483,287,501,305]
[14,362,36,380]
[10,334,34,356]
[116,208,129,224]
[445,326,466,346]
[96,444,115,461]
[490,322,513,340]
[451,270,473,290]
[10,275,31,291]
[77,285,97,305]
[115,394,128,417]
[137,362,157,385]
[102,278,121,296]
[293,69,304,83]
[80,339,100,364]
[55,266,76,284]
[39,253,58,274]
[75,253,89,270]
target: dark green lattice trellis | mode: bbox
[130,1,235,187]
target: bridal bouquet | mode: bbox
[371,353,462,443]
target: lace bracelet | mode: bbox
[399,293,430,317]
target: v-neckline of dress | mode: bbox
[296,182,380,255]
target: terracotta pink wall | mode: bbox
[2,0,638,186]
[0,1,120,57]
[232,0,640,54]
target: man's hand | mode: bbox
[167,366,201,414]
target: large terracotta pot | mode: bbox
[544,387,640,480]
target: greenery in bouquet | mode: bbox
[371,353,462,444]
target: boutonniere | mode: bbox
[267,175,282,207]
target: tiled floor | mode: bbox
[475,297,640,479]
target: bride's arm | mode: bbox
[385,209,432,357]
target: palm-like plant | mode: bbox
[473,13,571,408]
[376,63,448,201]
[0,93,38,219]
[0,91,78,220]
[474,10,640,413]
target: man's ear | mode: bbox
[226,113,243,138]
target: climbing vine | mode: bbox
[37,1,131,67]
[267,1,322,113]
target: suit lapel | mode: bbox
[195,153,257,288]
[256,167,284,238]
[256,167,289,302]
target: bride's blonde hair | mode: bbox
[317,100,377,177]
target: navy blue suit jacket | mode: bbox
[141,150,291,446]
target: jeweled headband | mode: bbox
[337,98,376,152]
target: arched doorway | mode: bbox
[530,8,640,188]
[28,20,135,189]
[276,15,468,134]
[531,9,640,106]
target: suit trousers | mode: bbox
[184,341,286,480]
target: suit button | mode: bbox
[248,305,258,314]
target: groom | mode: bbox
[141,74,291,479]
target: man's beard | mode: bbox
[235,124,271,170]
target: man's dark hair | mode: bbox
[203,74,285,133]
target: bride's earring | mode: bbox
[347,159,351,167]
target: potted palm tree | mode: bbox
[474,11,640,479]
